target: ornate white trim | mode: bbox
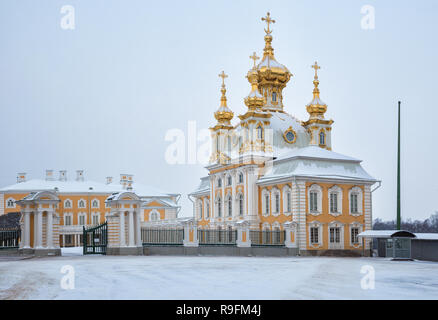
[271,187,281,216]
[349,186,363,216]
[328,185,343,216]
[308,220,323,248]
[328,220,344,249]
[308,184,322,216]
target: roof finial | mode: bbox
[249,52,260,69]
[311,61,321,97]
[261,12,275,35]
[218,70,228,87]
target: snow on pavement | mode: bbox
[0,255,437,300]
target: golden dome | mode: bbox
[255,13,292,111]
[306,61,327,118]
[214,71,234,124]
[244,52,265,110]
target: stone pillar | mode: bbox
[135,210,142,246]
[119,211,126,246]
[36,210,43,248]
[236,220,251,247]
[47,211,53,248]
[183,219,199,247]
[24,211,30,248]
[284,221,298,248]
[128,210,135,247]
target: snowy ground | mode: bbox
[0,247,437,299]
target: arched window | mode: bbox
[206,200,210,218]
[198,201,203,219]
[257,125,263,139]
[6,198,15,208]
[227,175,232,186]
[216,196,222,217]
[283,187,291,213]
[92,199,99,208]
[272,189,280,214]
[308,184,322,214]
[238,193,244,216]
[78,200,86,208]
[217,178,222,188]
[238,172,244,184]
[226,195,232,216]
[150,211,159,221]
[319,130,325,145]
[262,189,270,216]
[349,186,363,215]
[64,199,72,208]
[272,92,277,102]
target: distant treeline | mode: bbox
[373,212,438,233]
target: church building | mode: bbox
[189,13,379,255]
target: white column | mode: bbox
[135,210,142,246]
[36,210,43,248]
[128,210,135,247]
[47,211,53,248]
[24,211,30,248]
[231,170,236,218]
[119,211,126,246]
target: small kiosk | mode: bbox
[358,230,415,260]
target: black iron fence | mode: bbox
[83,222,107,255]
[198,229,237,246]
[141,228,184,245]
[0,228,20,249]
[250,230,285,246]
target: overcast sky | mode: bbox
[0,0,437,221]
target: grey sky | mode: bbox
[0,0,437,220]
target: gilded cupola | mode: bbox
[244,52,265,110]
[306,61,327,119]
[214,71,234,126]
[256,12,292,112]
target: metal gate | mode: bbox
[83,222,107,255]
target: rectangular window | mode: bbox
[351,227,359,244]
[287,192,291,212]
[351,194,358,213]
[329,227,340,243]
[65,215,72,226]
[206,202,210,218]
[239,196,243,216]
[310,227,319,244]
[330,193,338,213]
[79,215,85,225]
[310,192,318,212]
[92,215,99,225]
[275,194,280,213]
[265,195,269,214]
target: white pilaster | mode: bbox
[24,211,30,248]
[47,211,53,248]
[120,211,126,246]
[128,210,135,247]
[36,210,43,248]
[135,210,142,246]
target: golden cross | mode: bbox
[249,52,259,68]
[311,61,321,79]
[218,71,228,86]
[261,12,275,34]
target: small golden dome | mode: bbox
[214,71,234,124]
[306,62,327,118]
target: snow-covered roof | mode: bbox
[0,179,177,198]
[258,146,376,184]
[359,230,438,240]
[189,176,210,195]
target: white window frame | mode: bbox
[308,184,322,215]
[64,213,73,226]
[349,186,363,216]
[63,199,72,209]
[205,199,210,219]
[225,193,232,217]
[92,213,100,225]
[271,188,280,216]
[328,221,344,249]
[308,221,323,248]
[238,172,244,184]
[149,209,160,221]
[91,198,100,209]
[282,186,292,215]
[216,195,222,218]
[78,199,86,209]
[78,213,86,226]
[6,197,16,208]
[328,185,343,216]
[237,193,244,216]
[349,222,363,247]
[262,189,270,216]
